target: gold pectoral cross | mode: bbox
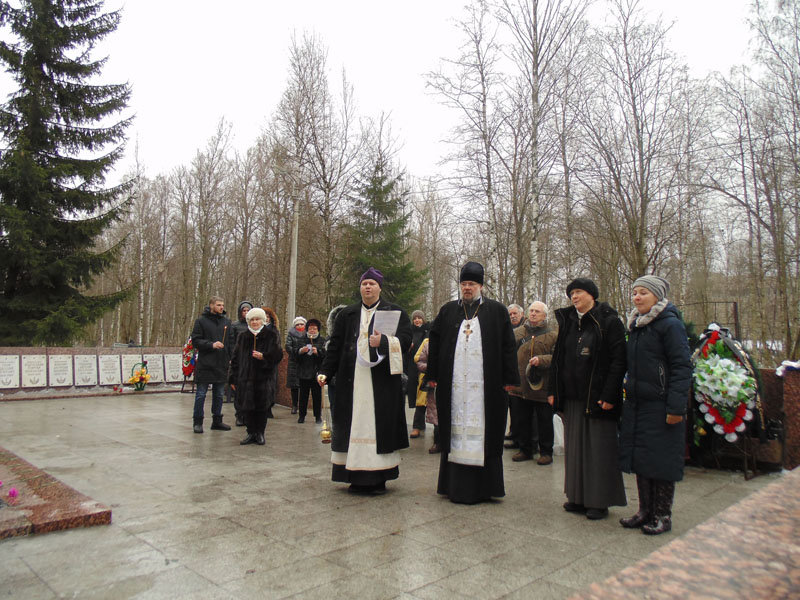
[464,321,472,341]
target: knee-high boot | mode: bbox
[642,480,674,535]
[620,475,652,528]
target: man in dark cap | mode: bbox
[425,261,520,504]
[318,267,412,494]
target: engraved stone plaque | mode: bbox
[0,355,20,389]
[98,355,121,386]
[143,354,164,383]
[73,355,98,387]
[21,355,47,388]
[121,355,143,385]
[163,354,183,382]
[48,355,74,387]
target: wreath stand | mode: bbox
[181,376,195,394]
[709,434,759,481]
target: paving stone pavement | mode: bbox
[0,393,780,599]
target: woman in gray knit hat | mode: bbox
[619,275,692,535]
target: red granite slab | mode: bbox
[784,371,800,469]
[571,467,800,599]
[0,446,111,539]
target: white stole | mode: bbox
[331,304,400,471]
[449,316,486,466]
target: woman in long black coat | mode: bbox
[619,275,692,535]
[295,318,326,423]
[548,278,627,520]
[229,308,284,446]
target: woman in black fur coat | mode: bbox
[229,308,284,445]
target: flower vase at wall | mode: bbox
[128,361,151,392]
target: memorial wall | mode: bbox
[0,347,186,396]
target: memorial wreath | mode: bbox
[692,324,762,444]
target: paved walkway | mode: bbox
[0,393,780,599]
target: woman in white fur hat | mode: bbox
[229,308,284,445]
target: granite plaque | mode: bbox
[163,354,183,382]
[143,354,164,383]
[21,354,47,388]
[98,355,121,385]
[48,355,74,387]
[0,355,20,389]
[121,355,143,385]
[73,355,98,386]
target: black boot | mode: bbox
[254,412,267,445]
[642,480,674,535]
[193,417,203,434]
[291,400,298,415]
[210,415,231,431]
[620,475,652,528]
[240,433,256,445]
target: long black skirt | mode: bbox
[437,453,504,504]
[563,398,627,509]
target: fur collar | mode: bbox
[627,298,668,329]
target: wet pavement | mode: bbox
[0,393,781,599]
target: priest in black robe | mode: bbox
[426,262,520,504]
[318,267,412,494]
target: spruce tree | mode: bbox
[343,155,427,310]
[0,0,131,345]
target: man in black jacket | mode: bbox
[191,296,232,433]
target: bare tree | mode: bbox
[576,0,691,294]
[495,0,593,302]
[427,0,514,299]
[274,32,363,310]
[704,0,800,360]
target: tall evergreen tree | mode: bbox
[0,0,132,345]
[342,155,427,310]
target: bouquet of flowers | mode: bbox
[128,361,151,391]
[692,324,758,444]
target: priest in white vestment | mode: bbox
[318,267,412,494]
[426,262,520,503]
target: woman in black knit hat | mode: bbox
[548,278,627,520]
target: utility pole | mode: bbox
[285,195,299,336]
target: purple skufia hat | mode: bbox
[360,267,384,287]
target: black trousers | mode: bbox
[230,385,242,419]
[412,405,426,430]
[298,378,321,419]
[507,392,519,439]
[517,400,553,457]
[244,408,267,435]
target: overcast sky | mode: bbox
[15,1,757,184]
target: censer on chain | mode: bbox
[320,384,332,443]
